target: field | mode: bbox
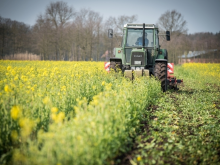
[0,61,220,165]
[121,63,220,165]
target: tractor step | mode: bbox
[124,69,149,80]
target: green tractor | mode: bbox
[108,23,176,92]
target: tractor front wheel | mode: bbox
[110,61,122,72]
[154,62,167,92]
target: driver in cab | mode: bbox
[135,33,148,46]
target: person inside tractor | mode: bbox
[135,32,149,46]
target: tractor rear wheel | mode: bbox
[154,62,167,92]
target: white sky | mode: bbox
[0,0,220,34]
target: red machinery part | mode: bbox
[104,62,110,72]
[167,63,174,78]
[167,63,183,90]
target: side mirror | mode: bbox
[108,29,113,38]
[166,31,170,41]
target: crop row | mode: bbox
[128,63,220,165]
[0,61,161,164]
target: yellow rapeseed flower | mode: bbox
[55,112,65,123]
[51,113,57,121]
[11,130,18,142]
[19,118,34,137]
[74,106,79,113]
[31,87,35,91]
[91,122,95,127]
[137,156,142,161]
[7,66,11,71]
[91,99,98,106]
[10,105,22,120]
[61,86,66,92]
[77,135,81,140]
[43,97,49,104]
[12,150,26,163]
[51,107,58,113]
[105,83,112,91]
[4,85,11,92]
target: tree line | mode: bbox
[0,16,33,59]
[158,10,220,64]
[161,32,220,64]
[0,3,219,63]
[0,1,136,61]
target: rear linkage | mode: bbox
[167,63,183,90]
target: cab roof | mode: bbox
[124,23,158,29]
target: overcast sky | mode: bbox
[0,0,220,34]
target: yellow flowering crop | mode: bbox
[137,156,142,161]
[182,63,220,81]
[0,60,161,165]
[11,130,18,142]
[51,107,58,113]
[10,105,22,120]
[43,97,50,104]
[4,84,11,92]
[19,117,35,138]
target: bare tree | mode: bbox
[33,14,54,60]
[157,10,188,64]
[45,1,75,60]
[157,10,188,35]
[105,15,137,34]
[73,9,103,61]
[46,1,75,29]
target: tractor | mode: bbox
[108,23,182,91]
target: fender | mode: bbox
[155,59,167,62]
[110,57,122,63]
[163,49,168,60]
[157,49,168,60]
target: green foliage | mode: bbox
[131,64,220,165]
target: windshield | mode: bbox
[126,29,154,47]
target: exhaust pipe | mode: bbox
[142,23,145,47]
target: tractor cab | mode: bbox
[123,24,159,72]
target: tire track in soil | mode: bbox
[113,83,220,165]
[113,105,159,165]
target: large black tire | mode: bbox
[154,62,167,92]
[110,61,122,72]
